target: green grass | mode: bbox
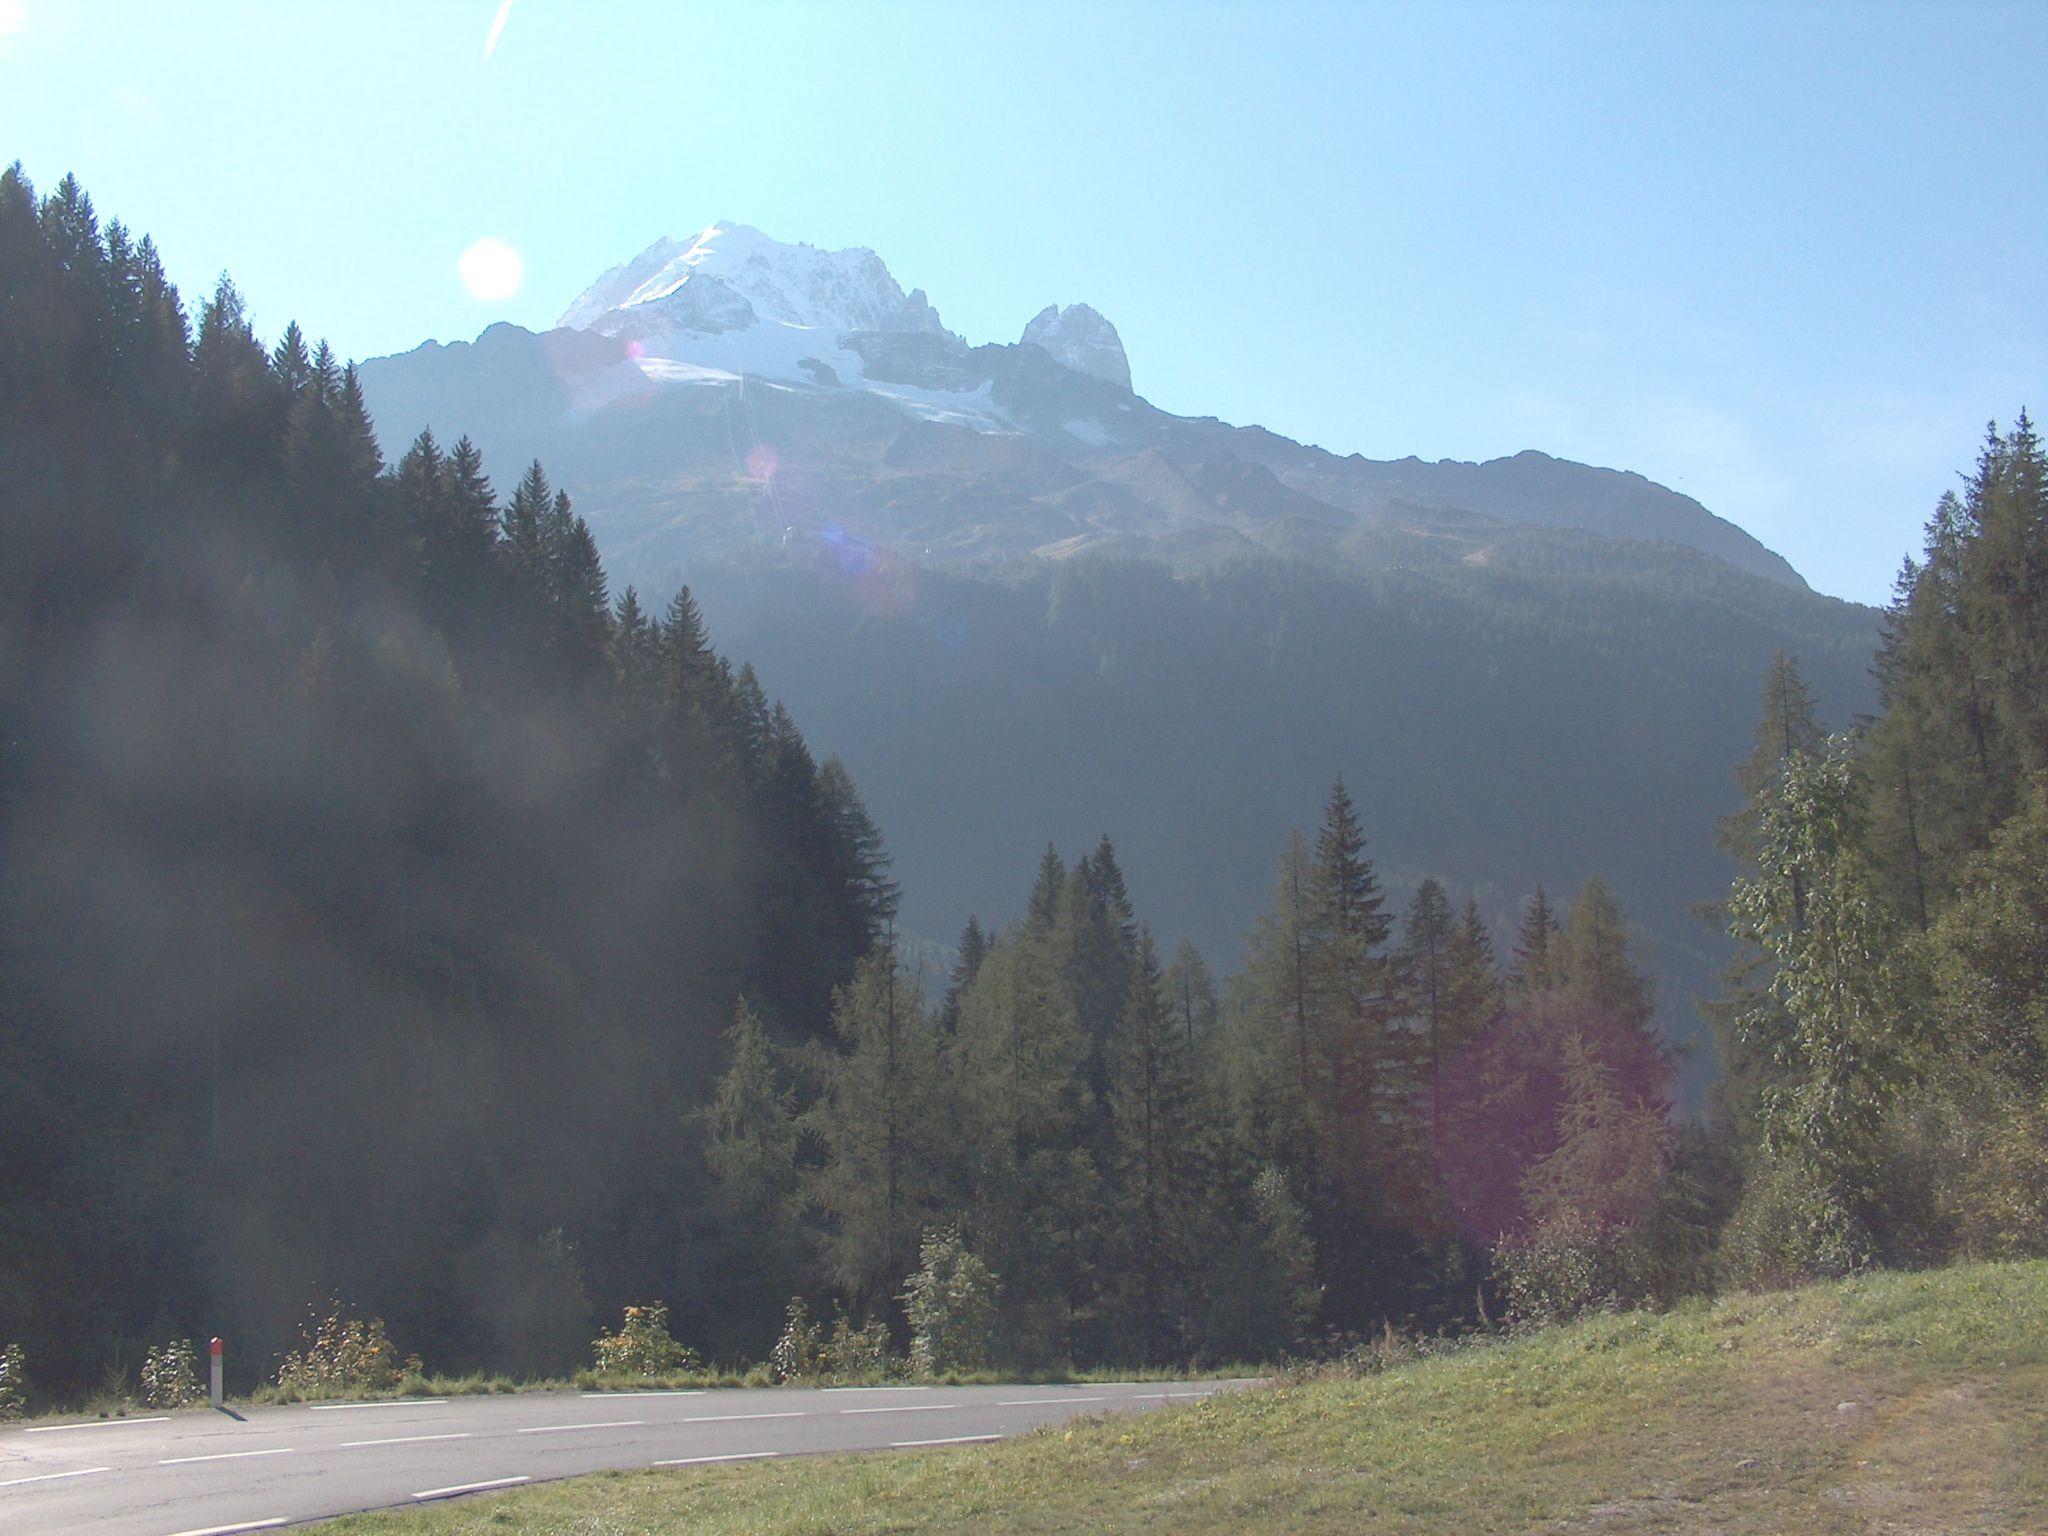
[325,1260,2048,1535]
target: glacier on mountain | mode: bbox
[551,222,1128,436]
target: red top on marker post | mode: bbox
[210,1337,223,1356]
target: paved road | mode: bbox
[0,1379,1251,1535]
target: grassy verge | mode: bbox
[325,1260,2048,1535]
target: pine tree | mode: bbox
[502,460,551,585]
[946,923,1096,1362]
[1509,886,1560,1000]
[1557,875,1654,1032]
[1104,931,1199,1360]
[1026,844,1066,928]
[941,916,989,1032]
[800,952,940,1308]
[815,756,900,960]
[1398,877,1458,1084]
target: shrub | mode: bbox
[274,1302,410,1396]
[1718,1154,1870,1291]
[825,1314,893,1382]
[590,1303,699,1377]
[902,1226,998,1376]
[0,1343,25,1421]
[1945,1091,2048,1259]
[141,1339,204,1409]
[769,1297,826,1383]
[1492,1209,1647,1327]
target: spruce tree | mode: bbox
[941,915,989,1031]
[1104,931,1199,1360]
[1509,886,1560,1000]
[800,952,940,1308]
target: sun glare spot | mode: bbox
[458,237,524,302]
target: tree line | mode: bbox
[702,782,1692,1364]
[1707,416,2048,1282]
[0,168,891,1392]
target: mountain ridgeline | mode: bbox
[361,221,1878,1089]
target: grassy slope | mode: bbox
[328,1261,2048,1535]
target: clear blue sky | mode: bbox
[4,0,2041,604]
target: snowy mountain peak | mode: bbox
[1021,304,1131,392]
[557,223,951,339]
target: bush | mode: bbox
[141,1339,204,1409]
[1946,1091,2048,1258]
[825,1314,893,1382]
[590,1303,699,1377]
[1492,1210,1646,1327]
[0,1343,25,1421]
[1718,1154,1870,1291]
[902,1227,998,1376]
[274,1303,412,1396]
[769,1297,826,1383]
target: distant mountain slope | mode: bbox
[362,222,1801,592]
[357,224,1876,1094]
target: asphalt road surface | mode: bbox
[0,1379,1252,1535]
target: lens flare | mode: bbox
[458,237,524,302]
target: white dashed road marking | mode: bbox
[309,1400,448,1412]
[414,1475,530,1499]
[518,1419,644,1434]
[0,1465,110,1487]
[653,1450,780,1465]
[339,1432,472,1448]
[893,1434,1001,1447]
[682,1411,804,1423]
[24,1415,171,1433]
[162,1521,287,1536]
[999,1395,1108,1406]
[841,1403,958,1415]
[160,1448,295,1465]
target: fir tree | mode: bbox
[1509,886,1560,1000]
[800,952,940,1308]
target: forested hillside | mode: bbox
[681,544,1874,1102]
[0,170,893,1394]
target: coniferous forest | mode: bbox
[5,172,2047,1404]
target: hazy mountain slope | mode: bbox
[678,548,1875,1103]
[356,225,1879,1094]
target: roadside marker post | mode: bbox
[209,1337,224,1409]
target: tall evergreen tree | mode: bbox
[1509,886,1560,1000]
[800,953,940,1309]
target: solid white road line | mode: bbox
[840,1403,958,1414]
[339,1432,472,1448]
[308,1399,448,1411]
[163,1521,287,1536]
[653,1451,781,1465]
[682,1411,804,1423]
[821,1384,930,1392]
[517,1419,644,1434]
[998,1395,1109,1406]
[23,1415,171,1432]
[0,1465,110,1487]
[579,1389,704,1397]
[160,1447,295,1465]
[893,1434,1001,1447]
[414,1475,530,1499]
